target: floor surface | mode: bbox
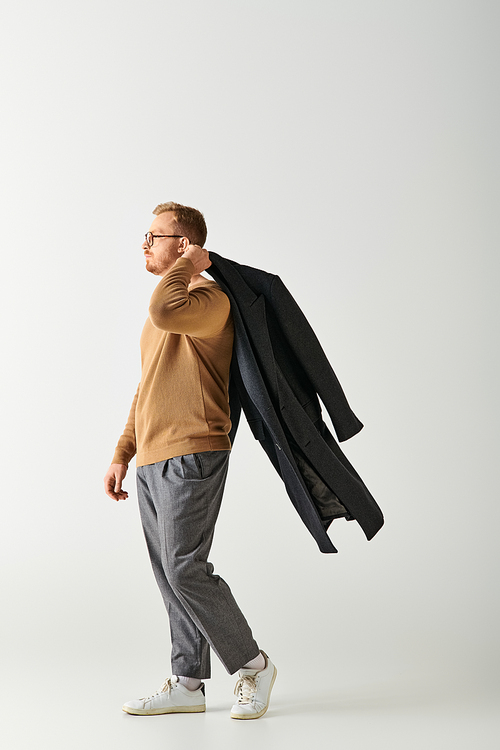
[3,657,499,750]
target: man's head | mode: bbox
[153,202,207,247]
[143,202,208,276]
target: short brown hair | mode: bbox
[153,201,207,247]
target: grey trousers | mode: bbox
[136,450,260,679]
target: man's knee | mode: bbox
[166,558,217,594]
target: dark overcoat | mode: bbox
[208,252,384,553]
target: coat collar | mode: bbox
[208,252,259,307]
[208,252,279,401]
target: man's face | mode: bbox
[142,212,186,276]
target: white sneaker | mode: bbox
[122,676,206,715]
[230,651,277,720]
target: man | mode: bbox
[103,202,276,720]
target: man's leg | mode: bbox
[136,451,261,678]
[136,463,211,678]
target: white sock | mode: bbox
[178,676,202,691]
[243,652,266,671]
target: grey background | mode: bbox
[1,1,498,748]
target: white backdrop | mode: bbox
[1,1,499,748]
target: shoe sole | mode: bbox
[230,665,277,720]
[122,704,206,716]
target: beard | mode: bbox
[145,257,163,275]
[145,247,179,276]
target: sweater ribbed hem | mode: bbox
[136,435,231,467]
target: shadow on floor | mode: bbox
[269,679,470,717]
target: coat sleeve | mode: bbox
[269,276,363,442]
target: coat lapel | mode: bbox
[240,294,279,403]
[209,254,279,403]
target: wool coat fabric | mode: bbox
[208,252,384,554]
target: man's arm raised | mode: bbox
[148,247,229,337]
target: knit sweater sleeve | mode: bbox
[111,384,139,465]
[148,257,231,337]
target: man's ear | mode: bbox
[179,237,189,253]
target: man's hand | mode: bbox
[182,244,212,275]
[104,463,129,501]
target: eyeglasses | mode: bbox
[145,232,184,248]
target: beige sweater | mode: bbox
[112,257,234,467]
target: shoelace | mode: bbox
[144,676,176,702]
[234,675,257,704]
